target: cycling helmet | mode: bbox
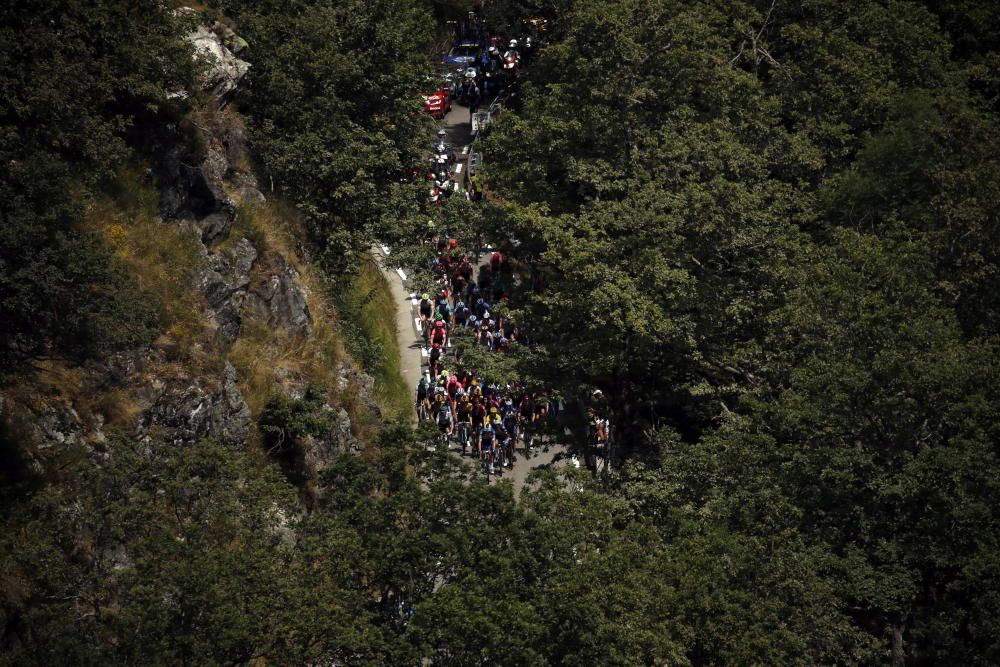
[422,293,429,300]
[440,371,448,379]
[489,406,498,415]
[437,129,447,138]
[434,319,444,327]
[489,46,498,55]
[509,39,518,48]
[457,387,466,396]
[461,394,470,402]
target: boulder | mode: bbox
[248,252,312,334]
[188,24,250,103]
[337,362,382,419]
[276,405,358,490]
[197,237,258,343]
[137,363,250,447]
[158,144,236,231]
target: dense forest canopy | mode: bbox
[1,0,999,665]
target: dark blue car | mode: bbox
[443,40,483,66]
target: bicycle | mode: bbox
[439,427,453,450]
[499,437,514,468]
[479,446,495,478]
[456,420,471,455]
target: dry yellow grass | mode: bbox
[66,164,404,448]
[86,166,210,364]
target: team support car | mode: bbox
[523,16,549,31]
[422,83,452,119]
[443,39,483,66]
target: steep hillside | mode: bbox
[0,10,395,481]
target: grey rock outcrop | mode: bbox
[338,362,381,419]
[247,252,312,334]
[188,24,250,103]
[158,143,237,243]
[276,404,358,494]
[198,237,257,342]
[137,362,250,447]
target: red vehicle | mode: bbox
[422,84,452,119]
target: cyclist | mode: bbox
[446,373,461,412]
[452,270,468,300]
[478,419,497,475]
[456,395,473,454]
[534,389,549,424]
[430,318,448,348]
[490,415,511,469]
[418,293,434,338]
[415,376,429,419]
[436,401,454,445]
[502,399,519,448]
[418,393,433,421]
[459,256,474,283]
[471,394,487,432]
[454,298,469,327]
[437,297,453,324]
[431,389,447,420]
[473,296,488,320]
[428,343,442,375]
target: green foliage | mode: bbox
[228,0,435,274]
[0,437,300,665]
[329,257,411,419]
[259,383,333,452]
[3,0,1000,663]
[477,0,1000,661]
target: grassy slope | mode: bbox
[47,164,409,444]
[331,256,411,422]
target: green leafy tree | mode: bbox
[229,0,436,273]
[0,0,195,374]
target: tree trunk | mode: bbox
[892,624,905,667]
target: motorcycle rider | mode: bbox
[467,77,481,115]
[503,39,520,69]
[483,46,501,95]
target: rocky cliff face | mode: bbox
[2,16,376,488]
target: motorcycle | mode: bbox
[501,49,520,82]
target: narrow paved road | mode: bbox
[377,101,570,491]
[372,246,424,425]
